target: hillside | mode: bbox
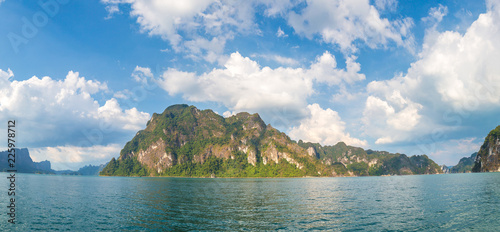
[448,153,476,173]
[473,125,500,172]
[101,104,442,177]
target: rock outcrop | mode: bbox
[473,126,500,172]
[0,148,53,173]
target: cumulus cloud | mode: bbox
[101,0,274,62]
[0,68,13,84]
[289,104,367,147]
[287,0,414,53]
[156,51,365,126]
[307,52,365,85]
[363,93,423,144]
[102,0,414,60]
[0,69,150,148]
[31,144,122,170]
[363,0,500,144]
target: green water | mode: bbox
[0,173,499,231]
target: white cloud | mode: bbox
[0,69,150,147]
[0,68,13,85]
[131,66,154,84]
[103,0,413,60]
[252,54,299,66]
[363,93,423,144]
[374,0,397,12]
[156,51,365,126]
[157,52,312,121]
[101,0,269,62]
[422,4,448,24]
[113,89,132,99]
[223,111,236,118]
[289,103,367,147]
[276,27,287,37]
[98,98,150,131]
[362,0,500,144]
[30,144,122,170]
[270,55,298,66]
[307,52,365,85]
[287,0,414,53]
[104,4,120,19]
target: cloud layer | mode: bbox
[102,0,415,59]
[0,70,150,148]
[363,0,500,145]
[287,0,414,53]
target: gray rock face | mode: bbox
[0,148,53,173]
[133,138,175,174]
[473,126,500,172]
[441,165,450,174]
[307,147,318,158]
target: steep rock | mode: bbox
[473,125,500,172]
[0,148,53,173]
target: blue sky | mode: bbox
[0,0,498,170]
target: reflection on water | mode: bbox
[0,173,499,231]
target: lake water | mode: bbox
[0,173,499,231]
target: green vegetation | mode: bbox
[100,157,148,176]
[473,125,500,172]
[102,104,444,177]
[450,153,476,173]
[163,151,305,177]
[347,162,369,176]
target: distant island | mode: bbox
[0,148,106,176]
[441,153,477,174]
[100,104,444,177]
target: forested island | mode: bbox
[101,104,443,177]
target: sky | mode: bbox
[0,0,498,170]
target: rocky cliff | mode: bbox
[101,104,443,177]
[298,141,442,176]
[473,125,500,172]
[0,148,53,173]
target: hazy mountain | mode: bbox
[0,148,53,174]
